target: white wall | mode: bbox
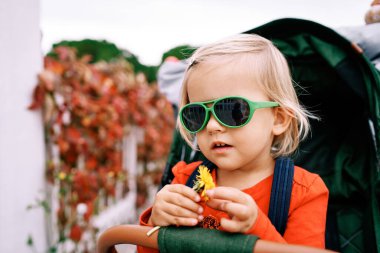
[0,0,46,252]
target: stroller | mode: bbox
[97,18,380,253]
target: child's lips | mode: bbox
[210,142,233,153]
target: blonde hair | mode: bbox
[178,34,315,158]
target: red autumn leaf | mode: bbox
[72,171,98,202]
[64,147,78,164]
[106,184,116,196]
[57,137,69,153]
[66,127,82,143]
[83,202,94,221]
[44,57,64,75]
[28,85,45,110]
[86,156,97,170]
[111,123,123,139]
[71,93,82,108]
[112,97,127,113]
[69,225,82,242]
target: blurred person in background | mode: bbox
[157,56,188,118]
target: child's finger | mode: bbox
[165,192,203,214]
[170,216,200,227]
[207,199,250,220]
[206,186,249,204]
[220,217,245,233]
[163,202,203,220]
[221,202,251,220]
[206,198,230,211]
[166,184,201,202]
[154,212,200,227]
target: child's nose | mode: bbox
[205,114,226,134]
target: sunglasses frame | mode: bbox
[180,96,279,133]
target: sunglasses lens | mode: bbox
[214,98,250,126]
[181,105,206,132]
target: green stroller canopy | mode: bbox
[246,18,380,253]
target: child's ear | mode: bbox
[272,107,292,136]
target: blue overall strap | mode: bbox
[185,159,217,188]
[268,156,294,236]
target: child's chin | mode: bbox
[213,161,239,171]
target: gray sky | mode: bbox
[41,0,372,65]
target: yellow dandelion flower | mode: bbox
[192,165,215,201]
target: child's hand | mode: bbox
[149,184,204,227]
[206,187,258,233]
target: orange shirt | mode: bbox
[138,161,329,252]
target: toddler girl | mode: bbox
[138,34,329,252]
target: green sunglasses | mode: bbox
[180,96,279,133]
